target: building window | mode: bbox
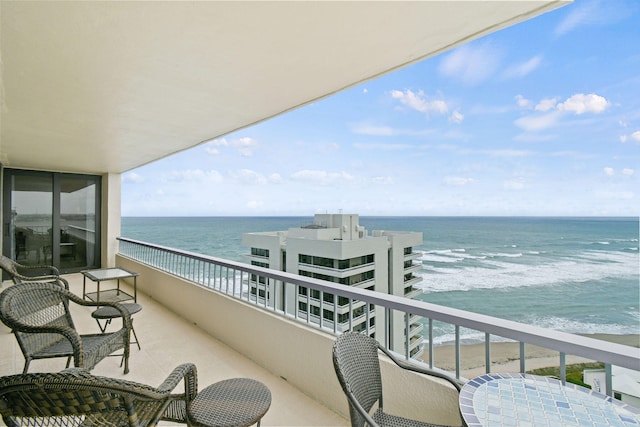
[299,253,374,270]
[251,248,269,257]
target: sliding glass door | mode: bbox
[2,169,101,272]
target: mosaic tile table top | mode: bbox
[459,373,640,427]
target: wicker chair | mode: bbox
[0,363,198,426]
[332,332,463,427]
[0,281,132,374]
[0,255,69,289]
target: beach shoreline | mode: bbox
[426,333,639,379]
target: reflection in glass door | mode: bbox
[6,173,53,265]
[59,175,99,270]
[2,169,101,272]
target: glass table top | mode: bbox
[460,373,640,427]
[82,267,138,281]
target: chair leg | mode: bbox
[95,317,112,333]
[123,334,130,374]
[131,323,141,350]
[22,358,31,374]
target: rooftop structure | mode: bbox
[243,213,424,356]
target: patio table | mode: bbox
[82,267,138,303]
[92,302,142,350]
[459,372,640,427]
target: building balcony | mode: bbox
[403,262,423,275]
[404,285,423,299]
[403,275,422,290]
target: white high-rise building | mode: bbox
[242,213,424,357]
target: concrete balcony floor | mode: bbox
[0,274,349,426]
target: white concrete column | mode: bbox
[101,172,121,268]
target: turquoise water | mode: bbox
[122,216,639,343]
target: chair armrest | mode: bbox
[14,274,69,290]
[377,344,464,391]
[11,323,84,366]
[157,363,198,396]
[344,388,381,427]
[158,363,198,424]
[17,263,61,275]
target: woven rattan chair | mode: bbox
[0,363,198,426]
[0,281,132,374]
[0,255,69,289]
[332,332,463,427]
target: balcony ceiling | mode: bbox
[0,1,569,175]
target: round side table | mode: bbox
[188,377,272,427]
[91,302,142,350]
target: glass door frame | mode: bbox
[2,168,102,273]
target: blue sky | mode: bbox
[123,0,640,217]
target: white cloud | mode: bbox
[438,42,502,85]
[268,173,283,183]
[515,95,532,109]
[123,172,144,183]
[169,169,223,182]
[390,89,448,115]
[555,0,633,36]
[603,167,615,176]
[555,1,597,36]
[631,131,640,143]
[236,137,257,157]
[503,55,542,79]
[232,169,266,185]
[514,93,610,133]
[535,98,558,112]
[290,170,354,185]
[514,111,563,132]
[557,93,610,115]
[204,138,228,155]
[444,176,475,186]
[204,136,258,156]
[622,168,635,176]
[449,110,464,124]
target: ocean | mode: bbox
[121,216,639,344]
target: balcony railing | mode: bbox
[117,237,639,397]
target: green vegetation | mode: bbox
[527,363,605,389]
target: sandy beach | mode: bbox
[428,333,640,379]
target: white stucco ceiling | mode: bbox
[0,1,570,175]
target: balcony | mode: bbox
[2,237,639,425]
[0,274,350,426]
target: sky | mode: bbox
[122,0,640,218]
